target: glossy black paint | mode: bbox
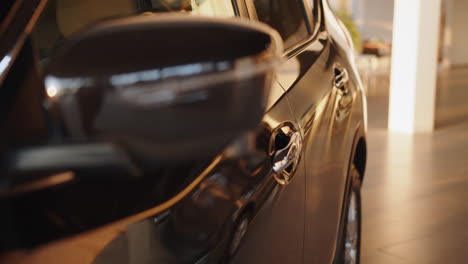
[0,0,367,263]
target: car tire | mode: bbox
[340,165,362,264]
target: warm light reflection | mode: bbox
[3,172,75,198]
[44,76,90,98]
[385,133,414,193]
[46,85,57,98]
[20,156,224,264]
[191,0,234,17]
[378,133,416,242]
[276,57,300,89]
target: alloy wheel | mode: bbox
[344,190,360,264]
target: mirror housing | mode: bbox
[45,15,283,162]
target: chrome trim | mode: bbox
[0,0,48,85]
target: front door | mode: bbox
[230,80,306,264]
[270,1,357,263]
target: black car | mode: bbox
[0,0,367,264]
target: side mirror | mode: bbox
[44,15,283,163]
[0,16,283,250]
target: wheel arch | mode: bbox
[353,136,367,182]
[331,125,366,264]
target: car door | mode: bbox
[72,78,306,264]
[70,79,306,264]
[0,1,306,264]
[250,0,358,263]
[229,80,306,264]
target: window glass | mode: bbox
[32,0,234,67]
[0,0,14,25]
[252,0,310,49]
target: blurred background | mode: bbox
[329,0,468,263]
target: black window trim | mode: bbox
[241,0,322,59]
[232,0,250,17]
[284,0,323,59]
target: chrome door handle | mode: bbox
[272,131,302,173]
[334,66,349,91]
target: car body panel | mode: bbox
[1,77,304,264]
[248,1,366,262]
[0,0,367,263]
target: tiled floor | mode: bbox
[361,67,468,263]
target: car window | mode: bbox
[250,0,311,49]
[32,0,235,67]
[0,0,14,25]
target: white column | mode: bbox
[389,0,442,133]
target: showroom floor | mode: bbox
[361,67,468,263]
